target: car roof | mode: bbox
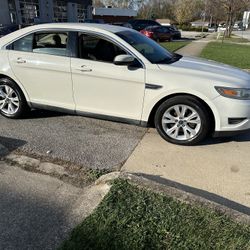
[32,23,129,33]
[0,23,133,47]
[129,19,158,23]
[146,26,161,30]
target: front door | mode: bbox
[71,32,145,121]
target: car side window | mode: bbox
[33,32,68,56]
[7,31,68,57]
[11,34,34,52]
[78,33,127,63]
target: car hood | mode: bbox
[158,56,250,87]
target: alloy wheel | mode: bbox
[161,104,201,141]
[0,85,20,115]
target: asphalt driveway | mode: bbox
[0,111,146,170]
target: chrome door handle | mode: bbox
[17,58,26,64]
[79,65,92,72]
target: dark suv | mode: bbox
[124,19,161,31]
[0,24,19,37]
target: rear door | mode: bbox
[8,31,75,110]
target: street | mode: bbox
[234,29,250,40]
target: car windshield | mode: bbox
[116,30,181,64]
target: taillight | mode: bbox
[144,31,154,37]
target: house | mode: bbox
[0,0,92,26]
[155,19,172,26]
[92,6,137,24]
[191,20,209,28]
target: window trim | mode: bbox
[3,28,145,68]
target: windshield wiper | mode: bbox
[156,53,183,64]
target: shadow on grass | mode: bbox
[135,173,250,216]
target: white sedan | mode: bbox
[0,23,250,145]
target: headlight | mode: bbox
[215,87,250,100]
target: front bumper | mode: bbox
[212,95,250,136]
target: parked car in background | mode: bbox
[140,26,173,42]
[0,24,19,38]
[218,23,227,32]
[208,24,218,32]
[83,19,105,24]
[162,25,181,39]
[124,19,161,31]
[111,22,125,27]
[233,21,244,31]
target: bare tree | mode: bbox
[173,0,203,24]
[93,0,105,7]
[207,0,250,37]
[138,0,176,19]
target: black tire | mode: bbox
[0,78,29,119]
[154,96,211,146]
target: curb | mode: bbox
[120,172,250,225]
[3,153,121,188]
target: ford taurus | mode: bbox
[0,23,250,145]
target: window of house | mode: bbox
[53,0,67,22]
[19,0,39,24]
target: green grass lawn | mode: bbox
[200,42,250,69]
[161,41,190,52]
[61,180,250,250]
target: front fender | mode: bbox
[141,88,221,131]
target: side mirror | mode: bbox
[113,55,135,66]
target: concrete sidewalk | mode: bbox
[176,34,215,56]
[0,160,110,250]
[122,129,250,215]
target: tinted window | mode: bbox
[12,34,33,52]
[156,27,164,32]
[116,30,174,64]
[161,27,170,33]
[33,32,68,56]
[148,20,160,26]
[78,33,127,63]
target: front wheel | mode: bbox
[154,96,211,145]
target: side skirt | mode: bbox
[29,102,148,127]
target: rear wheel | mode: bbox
[0,78,29,118]
[154,96,211,145]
